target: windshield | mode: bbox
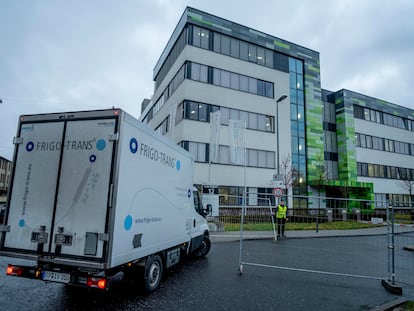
[193,190,203,215]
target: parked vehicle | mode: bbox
[0,108,211,292]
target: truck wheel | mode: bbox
[195,235,211,258]
[143,255,163,293]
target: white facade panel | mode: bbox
[356,148,414,169]
[358,177,407,195]
[194,163,274,188]
[355,118,414,143]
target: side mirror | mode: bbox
[202,204,212,216]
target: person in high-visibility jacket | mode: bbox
[276,200,288,237]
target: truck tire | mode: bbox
[143,254,163,293]
[195,235,211,258]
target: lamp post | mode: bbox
[276,95,287,176]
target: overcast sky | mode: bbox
[1,0,413,160]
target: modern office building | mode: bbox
[0,156,12,207]
[140,7,414,209]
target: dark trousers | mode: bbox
[277,218,286,236]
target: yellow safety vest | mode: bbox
[276,205,287,219]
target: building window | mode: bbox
[192,26,210,49]
[190,63,208,83]
[230,38,239,58]
[192,25,289,73]
[176,102,184,124]
[188,101,200,120]
[221,35,230,55]
[188,61,273,98]
[356,132,413,156]
[289,57,306,194]
[358,161,414,181]
[155,27,187,90]
[155,116,169,136]
[240,41,248,61]
[178,101,274,133]
[144,63,186,123]
[354,104,414,133]
[181,141,208,162]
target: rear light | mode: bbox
[7,265,24,276]
[87,277,107,290]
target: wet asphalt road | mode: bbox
[0,237,408,311]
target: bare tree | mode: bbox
[312,152,327,207]
[279,154,299,201]
[337,183,350,210]
[399,179,414,211]
[308,152,327,231]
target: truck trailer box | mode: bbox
[0,108,210,292]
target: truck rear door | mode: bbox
[3,115,117,261]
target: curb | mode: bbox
[370,297,408,311]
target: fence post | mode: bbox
[381,204,403,295]
[326,209,333,222]
[316,208,319,233]
[341,208,347,221]
[238,190,247,274]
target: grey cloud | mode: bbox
[1,0,413,160]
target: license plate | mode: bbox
[42,271,71,284]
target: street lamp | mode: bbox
[276,95,287,175]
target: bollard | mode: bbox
[341,208,347,221]
[326,209,333,222]
[354,208,361,221]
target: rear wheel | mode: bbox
[143,254,163,293]
[195,235,211,258]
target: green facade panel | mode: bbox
[332,92,357,182]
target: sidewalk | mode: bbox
[209,225,413,243]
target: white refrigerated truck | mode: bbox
[0,108,211,292]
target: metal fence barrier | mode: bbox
[222,194,414,295]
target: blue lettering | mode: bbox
[132,138,178,169]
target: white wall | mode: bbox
[355,118,414,195]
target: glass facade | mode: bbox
[289,57,307,201]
